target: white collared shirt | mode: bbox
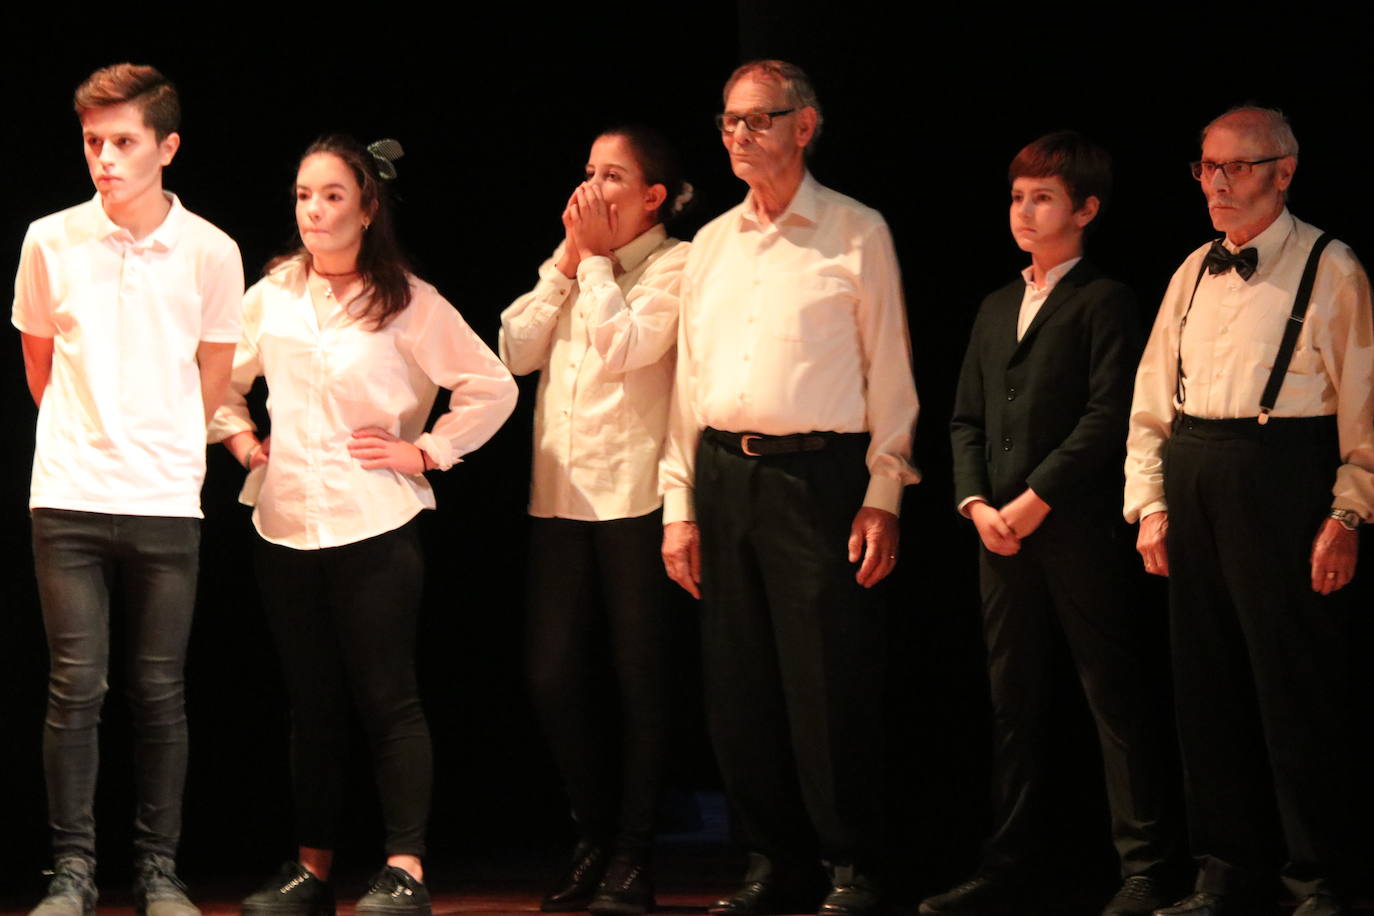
[662,172,920,522]
[12,193,244,518]
[500,225,689,521]
[1125,209,1374,521]
[1017,257,1082,340]
[209,259,517,549]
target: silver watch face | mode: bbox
[1330,508,1361,530]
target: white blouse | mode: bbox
[500,225,688,521]
[210,259,516,549]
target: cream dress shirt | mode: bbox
[13,193,244,518]
[1125,210,1374,522]
[500,225,689,521]
[660,173,920,523]
[210,259,517,549]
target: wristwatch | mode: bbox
[1328,508,1361,531]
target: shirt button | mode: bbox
[1001,436,1013,452]
[743,352,751,361]
[561,408,570,416]
[1006,387,1017,401]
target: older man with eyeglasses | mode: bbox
[1125,106,1372,916]
[660,59,918,916]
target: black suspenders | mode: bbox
[1175,233,1333,423]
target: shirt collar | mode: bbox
[88,191,185,251]
[613,223,668,273]
[1223,207,1294,272]
[740,171,818,229]
[1020,256,1082,294]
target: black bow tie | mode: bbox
[1204,240,1258,281]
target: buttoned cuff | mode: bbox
[415,433,460,472]
[535,261,576,301]
[863,476,904,517]
[663,487,695,524]
[576,255,616,288]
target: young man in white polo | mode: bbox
[13,62,243,916]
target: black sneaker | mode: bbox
[30,857,97,916]
[242,862,335,916]
[588,855,654,915]
[354,866,431,916]
[133,856,200,916]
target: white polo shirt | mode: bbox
[12,193,244,518]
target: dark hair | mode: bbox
[1008,130,1113,214]
[74,63,180,140]
[599,125,690,226]
[268,134,413,330]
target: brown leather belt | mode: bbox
[704,427,861,457]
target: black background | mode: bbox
[2,2,1371,905]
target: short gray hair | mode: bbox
[1202,105,1299,159]
[722,59,824,148]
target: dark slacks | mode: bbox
[254,519,432,857]
[1164,416,1354,898]
[33,508,201,864]
[524,510,670,855]
[696,431,885,871]
[978,511,1172,878]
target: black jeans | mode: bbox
[254,519,431,856]
[32,508,201,864]
[524,511,670,856]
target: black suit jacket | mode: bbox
[950,259,1143,521]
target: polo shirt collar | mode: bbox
[89,191,185,251]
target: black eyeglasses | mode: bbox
[1190,156,1287,181]
[714,108,796,134]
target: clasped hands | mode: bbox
[968,489,1051,556]
[555,183,620,278]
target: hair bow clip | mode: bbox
[367,139,405,180]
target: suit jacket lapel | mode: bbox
[1011,260,1098,360]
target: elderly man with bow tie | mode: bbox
[1125,106,1373,916]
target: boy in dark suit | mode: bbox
[924,132,1174,916]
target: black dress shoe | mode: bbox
[1101,876,1170,916]
[241,862,334,916]
[1152,892,1227,916]
[541,842,606,912]
[1293,894,1347,916]
[587,855,654,916]
[818,863,879,916]
[708,877,815,916]
[918,873,1019,914]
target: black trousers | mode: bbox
[696,430,885,871]
[254,519,432,857]
[525,511,670,855]
[978,511,1172,879]
[1164,416,1354,898]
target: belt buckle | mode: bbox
[740,434,763,457]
